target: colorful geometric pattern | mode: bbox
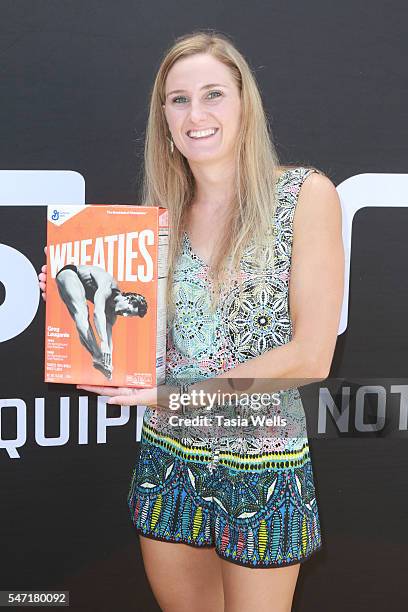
[127,167,324,567]
[128,432,322,567]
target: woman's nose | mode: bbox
[189,99,207,123]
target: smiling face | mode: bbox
[162,53,242,166]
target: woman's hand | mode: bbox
[38,246,47,302]
[76,383,179,409]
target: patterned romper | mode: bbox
[127,166,323,568]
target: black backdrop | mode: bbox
[1,1,408,611]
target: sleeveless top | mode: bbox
[142,166,320,465]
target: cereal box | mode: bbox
[44,204,168,387]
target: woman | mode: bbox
[39,30,344,612]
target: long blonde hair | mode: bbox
[141,30,291,323]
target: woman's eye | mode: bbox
[172,91,222,104]
[207,90,222,99]
[173,96,188,104]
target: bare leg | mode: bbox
[56,271,103,362]
[221,558,300,612]
[75,315,102,360]
[139,536,224,612]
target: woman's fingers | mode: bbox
[76,385,147,406]
[77,385,120,395]
[106,395,141,406]
[74,383,154,406]
[38,264,47,301]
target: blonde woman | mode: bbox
[39,30,344,612]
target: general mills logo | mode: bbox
[51,209,60,221]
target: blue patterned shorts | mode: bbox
[127,422,322,568]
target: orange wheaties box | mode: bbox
[44,204,168,387]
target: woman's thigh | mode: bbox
[221,558,300,612]
[139,535,224,612]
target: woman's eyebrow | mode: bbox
[165,83,227,98]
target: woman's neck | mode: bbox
[189,157,235,211]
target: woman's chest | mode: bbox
[169,235,292,365]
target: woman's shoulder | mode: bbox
[275,164,337,195]
[276,164,326,178]
[276,164,335,184]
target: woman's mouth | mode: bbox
[186,127,219,140]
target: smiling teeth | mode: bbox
[188,128,217,138]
